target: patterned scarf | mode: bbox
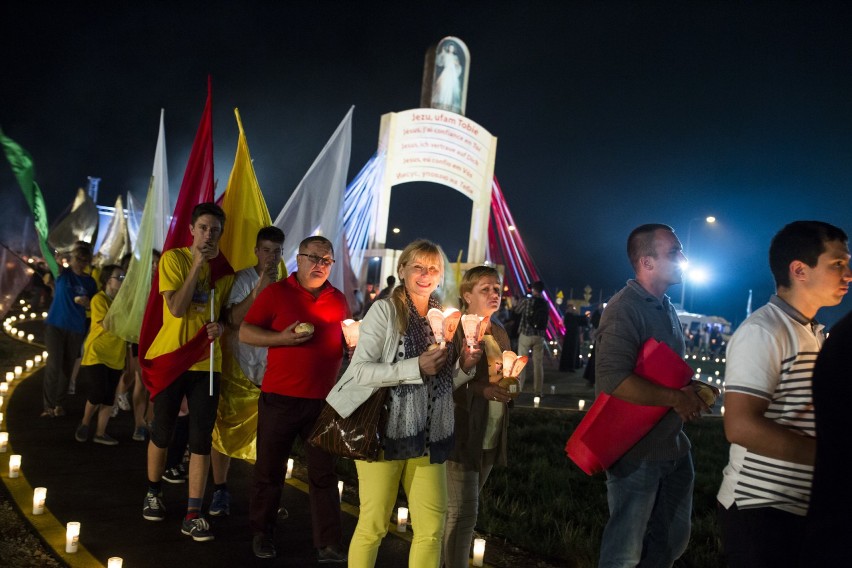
[383,292,457,463]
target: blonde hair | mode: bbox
[390,239,445,333]
[458,265,502,313]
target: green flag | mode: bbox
[0,129,59,277]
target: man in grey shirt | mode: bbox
[595,223,708,568]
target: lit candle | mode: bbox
[27,334,34,342]
[533,396,540,408]
[33,487,46,515]
[9,454,21,478]
[16,331,24,338]
[26,360,33,369]
[286,458,294,479]
[42,350,48,359]
[0,395,4,407]
[107,557,123,568]
[42,312,48,318]
[5,372,13,382]
[0,412,4,424]
[66,521,81,553]
[338,480,344,501]
[0,432,8,452]
[472,538,486,566]
[34,355,42,364]
[578,399,586,411]
[14,366,22,377]
[720,405,725,416]
[396,507,409,532]
[0,382,8,394]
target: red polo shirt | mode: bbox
[244,273,349,399]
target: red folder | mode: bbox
[565,338,694,475]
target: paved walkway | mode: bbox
[0,311,600,568]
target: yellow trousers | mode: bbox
[349,455,448,568]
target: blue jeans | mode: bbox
[599,453,694,568]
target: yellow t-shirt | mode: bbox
[144,248,234,372]
[82,291,126,370]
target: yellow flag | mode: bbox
[218,108,273,273]
[213,109,275,462]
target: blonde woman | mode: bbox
[327,239,481,567]
[443,265,512,567]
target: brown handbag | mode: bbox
[309,387,389,461]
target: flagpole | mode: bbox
[210,289,215,396]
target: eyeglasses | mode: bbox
[110,275,125,281]
[297,253,335,268]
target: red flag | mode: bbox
[139,77,233,399]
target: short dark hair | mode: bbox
[386,275,396,286]
[299,235,333,256]
[769,221,848,288]
[191,202,226,227]
[256,226,285,246]
[529,280,544,294]
[627,223,675,271]
[98,264,122,290]
[72,241,93,261]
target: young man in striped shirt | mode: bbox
[717,220,852,567]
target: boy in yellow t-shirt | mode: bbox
[142,202,234,543]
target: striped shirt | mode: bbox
[717,295,823,516]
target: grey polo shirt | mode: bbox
[595,279,691,462]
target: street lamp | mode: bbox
[680,216,716,309]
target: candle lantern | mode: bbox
[9,454,21,478]
[396,507,409,532]
[286,458,294,479]
[472,538,486,566]
[33,487,47,515]
[107,558,123,568]
[498,351,528,398]
[66,522,81,553]
[0,432,8,452]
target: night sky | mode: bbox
[3,1,852,327]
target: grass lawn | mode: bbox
[477,408,728,568]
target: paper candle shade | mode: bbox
[460,314,484,347]
[9,454,21,477]
[396,507,409,532]
[426,308,461,344]
[472,538,486,566]
[66,522,80,553]
[501,351,528,378]
[33,487,46,515]
[341,319,360,349]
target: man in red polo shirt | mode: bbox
[240,235,349,563]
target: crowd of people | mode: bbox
[27,208,850,567]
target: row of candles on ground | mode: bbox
[0,337,108,560]
[1,353,48,454]
[4,473,122,565]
